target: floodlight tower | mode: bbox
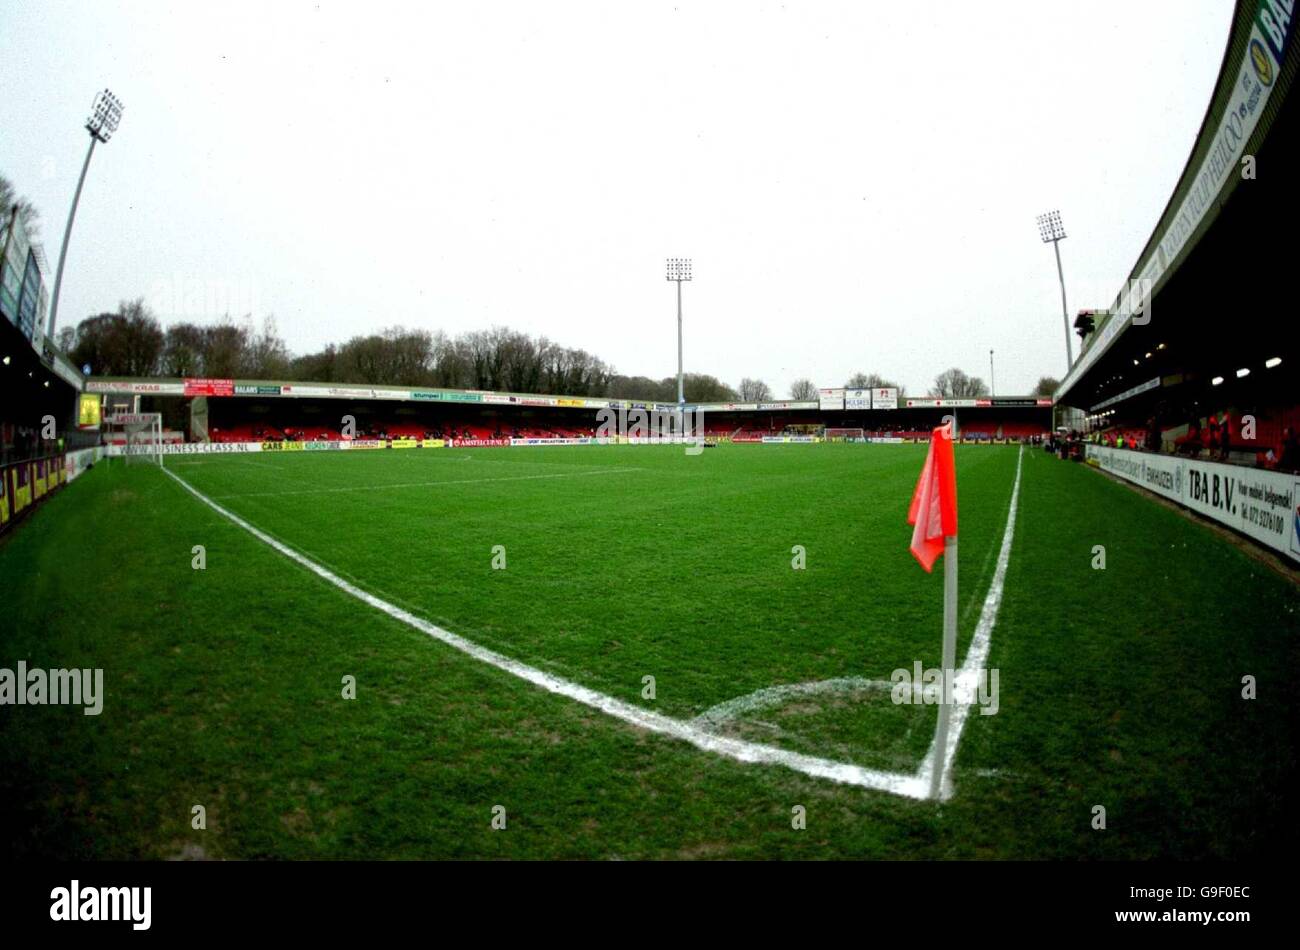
[666,258,692,409]
[1036,210,1072,372]
[48,89,124,341]
[989,348,996,397]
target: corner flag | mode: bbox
[907,425,958,572]
[907,424,961,800]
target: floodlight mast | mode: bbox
[666,258,692,411]
[47,89,124,342]
[1036,210,1072,373]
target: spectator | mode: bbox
[1175,419,1202,456]
[1279,427,1300,472]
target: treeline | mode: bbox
[59,301,1042,402]
[60,300,743,401]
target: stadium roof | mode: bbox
[83,375,1048,413]
[1056,0,1298,412]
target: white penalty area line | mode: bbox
[162,446,1021,802]
[210,466,645,499]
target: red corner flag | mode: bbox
[907,425,958,572]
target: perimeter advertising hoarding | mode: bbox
[906,398,980,408]
[16,250,41,341]
[845,389,871,410]
[1086,444,1299,564]
[161,441,259,454]
[987,397,1054,408]
[184,378,235,397]
[0,256,19,325]
[3,210,29,322]
[85,380,187,396]
[871,387,898,410]
[278,384,413,400]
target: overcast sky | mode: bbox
[1,1,1232,397]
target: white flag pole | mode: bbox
[929,535,958,800]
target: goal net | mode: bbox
[824,427,866,443]
[107,413,165,467]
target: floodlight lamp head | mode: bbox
[87,89,124,142]
[1036,209,1066,243]
[665,257,693,281]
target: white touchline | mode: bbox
[213,466,646,499]
[162,446,1021,802]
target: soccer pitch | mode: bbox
[2,444,1296,859]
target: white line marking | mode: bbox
[162,445,1021,801]
[163,466,926,798]
[211,467,645,499]
[692,677,895,729]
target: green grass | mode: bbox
[1,443,1296,859]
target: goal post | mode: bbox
[824,427,866,443]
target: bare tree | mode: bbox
[682,373,739,402]
[605,375,672,401]
[201,318,249,379]
[1033,376,1060,397]
[241,315,292,379]
[161,322,207,377]
[70,299,164,376]
[739,378,773,402]
[55,325,77,355]
[932,367,989,398]
[497,328,542,393]
[0,173,39,238]
[429,330,466,388]
[290,344,338,382]
[845,371,905,397]
[789,378,817,401]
